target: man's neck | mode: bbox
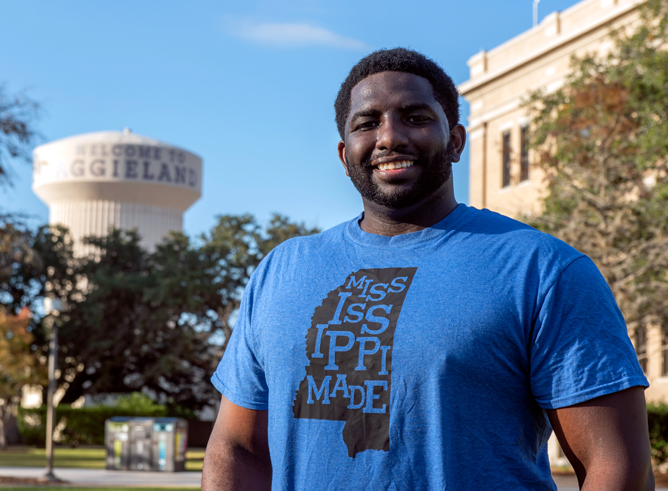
[359,186,458,237]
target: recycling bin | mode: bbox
[105,417,131,470]
[105,417,188,472]
[129,418,154,471]
[152,418,188,472]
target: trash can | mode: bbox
[105,418,131,470]
[105,416,188,472]
[129,418,154,471]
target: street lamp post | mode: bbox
[43,297,63,483]
[533,0,541,27]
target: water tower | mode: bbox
[32,129,202,256]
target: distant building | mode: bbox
[33,129,202,256]
[460,0,643,218]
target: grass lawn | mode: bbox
[0,446,205,471]
[0,488,199,491]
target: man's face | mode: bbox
[338,71,460,209]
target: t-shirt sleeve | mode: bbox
[530,256,648,409]
[211,278,269,410]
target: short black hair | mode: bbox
[334,48,460,139]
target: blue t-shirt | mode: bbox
[212,204,647,491]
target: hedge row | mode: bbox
[18,405,167,446]
[648,403,668,466]
[20,403,668,459]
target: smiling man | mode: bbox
[202,48,653,490]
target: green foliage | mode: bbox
[57,228,220,409]
[0,217,77,317]
[648,403,668,466]
[0,308,38,402]
[18,403,167,447]
[0,217,76,447]
[0,84,41,187]
[113,392,164,412]
[523,0,668,334]
[201,213,320,351]
[3,211,318,415]
[54,213,318,410]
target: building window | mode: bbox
[502,130,512,188]
[636,325,648,373]
[662,326,668,376]
[520,126,530,182]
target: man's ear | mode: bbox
[449,124,467,163]
[337,140,350,176]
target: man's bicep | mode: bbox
[202,395,271,491]
[530,257,648,409]
[210,394,270,459]
[547,386,653,489]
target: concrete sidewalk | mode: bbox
[0,467,664,489]
[552,473,668,491]
[0,467,201,487]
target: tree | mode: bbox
[202,213,320,351]
[0,216,43,313]
[1,218,77,317]
[0,307,42,449]
[56,214,319,411]
[524,0,668,338]
[56,229,219,410]
[0,216,75,446]
[0,85,41,187]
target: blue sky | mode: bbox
[0,0,580,236]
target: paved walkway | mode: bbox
[0,467,202,487]
[553,474,667,491]
[0,467,665,489]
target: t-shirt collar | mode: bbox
[345,203,470,248]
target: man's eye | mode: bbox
[407,115,431,123]
[355,121,378,131]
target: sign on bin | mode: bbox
[105,419,130,470]
[130,421,153,471]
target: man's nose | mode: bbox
[376,115,409,151]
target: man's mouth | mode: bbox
[376,160,415,171]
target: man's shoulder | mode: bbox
[270,219,352,255]
[459,206,585,270]
[253,218,353,275]
[465,207,575,247]
[461,206,538,236]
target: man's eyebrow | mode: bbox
[350,109,381,121]
[398,103,435,113]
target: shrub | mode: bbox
[18,402,167,447]
[648,403,668,466]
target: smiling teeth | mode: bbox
[377,161,414,171]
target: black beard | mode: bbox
[345,139,456,209]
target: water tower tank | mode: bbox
[32,129,202,256]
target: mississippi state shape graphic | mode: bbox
[293,267,417,457]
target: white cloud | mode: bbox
[227,20,369,50]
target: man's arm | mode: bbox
[547,386,654,490]
[202,395,271,491]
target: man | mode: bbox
[203,48,653,490]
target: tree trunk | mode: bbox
[0,400,20,449]
[0,403,8,450]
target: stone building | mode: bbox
[460,0,644,217]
